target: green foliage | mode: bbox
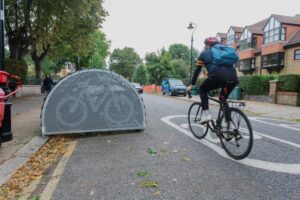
[133,64,148,85]
[4,59,28,83]
[168,44,190,63]
[238,75,276,95]
[278,74,300,92]
[109,47,142,80]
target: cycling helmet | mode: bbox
[204,37,220,46]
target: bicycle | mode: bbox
[187,91,253,160]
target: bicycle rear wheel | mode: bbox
[188,102,208,139]
[219,107,253,160]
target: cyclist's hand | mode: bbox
[186,85,192,91]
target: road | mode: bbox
[36,94,300,200]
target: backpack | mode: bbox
[211,44,239,66]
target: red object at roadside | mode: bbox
[0,70,22,146]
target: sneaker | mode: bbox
[200,110,212,124]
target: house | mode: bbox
[237,18,269,75]
[260,14,300,75]
[226,26,244,49]
[218,14,300,75]
[216,32,227,45]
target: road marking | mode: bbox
[249,117,300,132]
[40,141,77,200]
[161,115,300,174]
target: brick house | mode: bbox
[219,14,300,76]
[226,26,244,49]
[216,32,227,45]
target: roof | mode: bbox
[247,18,269,34]
[284,29,300,48]
[231,26,244,33]
[272,14,300,26]
[216,32,227,38]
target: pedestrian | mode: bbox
[44,75,54,93]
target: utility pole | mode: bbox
[0,0,4,71]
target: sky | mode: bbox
[102,0,300,59]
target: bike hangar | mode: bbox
[41,69,146,136]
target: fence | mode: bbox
[142,84,162,93]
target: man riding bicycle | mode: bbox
[187,37,239,124]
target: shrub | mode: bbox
[4,59,28,83]
[238,75,276,96]
[277,74,300,92]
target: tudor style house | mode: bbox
[220,14,300,76]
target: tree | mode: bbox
[145,49,174,85]
[133,64,147,85]
[168,44,190,63]
[109,47,141,80]
[5,0,108,78]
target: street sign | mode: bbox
[41,69,146,135]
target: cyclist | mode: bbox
[187,37,239,123]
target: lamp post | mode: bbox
[187,22,197,82]
[0,0,4,71]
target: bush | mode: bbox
[278,74,300,92]
[4,59,28,83]
[238,75,276,96]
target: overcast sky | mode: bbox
[102,0,300,59]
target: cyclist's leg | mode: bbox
[199,76,222,110]
[219,79,238,101]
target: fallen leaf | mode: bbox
[147,148,157,155]
[140,181,159,188]
[182,156,190,161]
[172,149,178,153]
[154,191,161,197]
[90,190,95,196]
[137,171,152,177]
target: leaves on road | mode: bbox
[147,148,157,155]
[0,136,72,199]
[140,181,159,188]
[137,171,152,178]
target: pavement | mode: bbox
[173,94,300,122]
[0,95,47,185]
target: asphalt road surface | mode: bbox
[37,94,300,200]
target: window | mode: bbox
[263,17,286,44]
[227,28,235,45]
[295,49,300,60]
[262,53,285,68]
[239,58,255,71]
[239,29,252,50]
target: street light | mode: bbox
[0,0,4,71]
[187,22,197,82]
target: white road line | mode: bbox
[161,115,300,175]
[249,117,300,132]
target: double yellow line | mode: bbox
[19,141,77,200]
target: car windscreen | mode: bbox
[168,80,184,86]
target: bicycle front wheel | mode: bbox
[219,107,253,160]
[188,102,208,139]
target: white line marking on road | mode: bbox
[249,117,300,132]
[162,115,300,174]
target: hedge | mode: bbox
[238,75,276,96]
[278,74,300,92]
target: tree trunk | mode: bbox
[74,56,81,70]
[34,60,42,79]
[31,44,51,80]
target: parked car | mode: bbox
[162,78,187,96]
[132,82,143,94]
